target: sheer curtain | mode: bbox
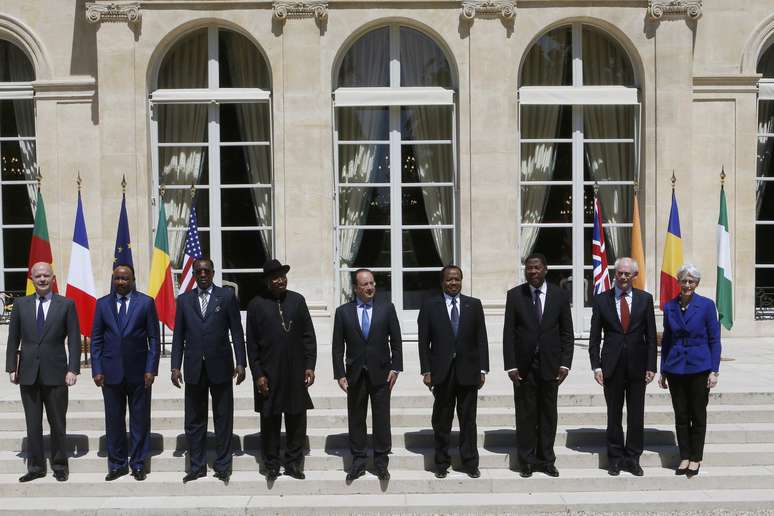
[157,31,208,265]
[7,47,37,212]
[758,102,774,217]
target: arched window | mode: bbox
[333,25,457,322]
[150,27,272,308]
[0,39,37,292]
[518,23,639,332]
[756,43,774,313]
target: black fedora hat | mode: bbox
[262,258,290,278]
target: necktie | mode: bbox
[36,297,45,335]
[620,292,630,332]
[118,296,127,329]
[450,297,459,337]
[534,288,542,323]
[360,304,370,339]
[200,290,209,317]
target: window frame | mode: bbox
[755,76,774,309]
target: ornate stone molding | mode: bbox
[461,0,517,20]
[647,1,702,20]
[85,2,141,24]
[273,1,328,22]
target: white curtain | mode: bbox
[758,102,774,218]
[399,27,452,88]
[7,48,37,212]
[338,27,389,87]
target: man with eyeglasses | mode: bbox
[588,257,657,477]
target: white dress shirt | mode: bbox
[35,292,53,320]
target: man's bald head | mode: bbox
[30,262,54,297]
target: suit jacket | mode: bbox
[332,299,403,386]
[90,291,160,385]
[588,288,657,377]
[5,294,81,386]
[171,285,246,385]
[502,282,574,381]
[660,293,721,375]
[417,293,489,386]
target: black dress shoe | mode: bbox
[19,471,45,483]
[675,466,688,475]
[434,469,448,479]
[284,466,305,480]
[628,463,644,477]
[346,468,365,483]
[182,469,206,483]
[54,470,69,482]
[519,465,532,478]
[105,467,129,481]
[466,467,481,479]
[131,468,147,481]
[265,469,280,482]
[376,468,390,481]
[608,463,621,476]
[213,470,230,482]
[543,465,559,477]
[686,464,701,478]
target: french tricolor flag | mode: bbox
[65,191,97,337]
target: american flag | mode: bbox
[592,195,612,295]
[179,207,202,293]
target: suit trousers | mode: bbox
[514,359,559,468]
[347,369,391,471]
[666,371,710,461]
[184,360,234,473]
[260,412,307,472]
[20,375,69,474]
[102,381,151,471]
[432,362,479,470]
[603,347,646,465]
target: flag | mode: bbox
[26,189,59,295]
[592,195,612,295]
[179,206,202,293]
[716,184,733,330]
[631,190,646,290]
[660,191,683,310]
[148,203,176,330]
[65,191,97,337]
[113,192,133,270]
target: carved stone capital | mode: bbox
[647,1,702,20]
[461,0,517,20]
[85,2,141,24]
[273,1,328,22]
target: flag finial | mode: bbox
[159,182,166,198]
[190,182,196,198]
[76,171,82,192]
[36,170,42,189]
[721,166,726,186]
[593,180,599,195]
[634,181,639,195]
[671,170,676,189]
[121,174,127,194]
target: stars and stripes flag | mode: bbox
[179,206,202,293]
[592,195,612,295]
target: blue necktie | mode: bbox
[36,297,45,335]
[118,296,127,329]
[450,297,459,337]
[360,304,371,339]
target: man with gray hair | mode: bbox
[588,257,657,477]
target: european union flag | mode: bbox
[113,192,134,271]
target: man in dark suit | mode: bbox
[503,253,574,478]
[5,262,80,482]
[418,265,489,479]
[171,258,246,483]
[91,265,160,481]
[332,268,402,482]
[589,256,657,476]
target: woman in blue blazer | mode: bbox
[658,264,721,478]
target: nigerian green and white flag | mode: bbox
[716,184,733,330]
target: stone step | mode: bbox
[4,422,774,454]
[0,466,773,498]
[1,443,774,474]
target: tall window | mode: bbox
[333,25,457,318]
[0,40,37,292]
[756,43,774,313]
[150,27,272,308]
[518,24,639,331]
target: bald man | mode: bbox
[5,262,81,482]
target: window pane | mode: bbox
[547,269,574,305]
[3,228,31,268]
[582,26,635,86]
[400,27,452,88]
[522,227,572,266]
[3,271,27,292]
[520,105,572,139]
[221,104,270,142]
[220,146,271,185]
[340,270,391,303]
[159,147,209,185]
[158,29,207,89]
[521,143,572,182]
[582,185,634,224]
[520,26,572,87]
[583,227,630,265]
[757,182,774,220]
[339,229,390,268]
[164,189,209,229]
[758,137,774,178]
[402,229,452,267]
[402,187,453,226]
[521,185,571,224]
[222,230,270,269]
[583,268,610,307]
[337,107,389,141]
[1,140,36,181]
[339,187,390,226]
[338,27,389,87]
[758,45,774,77]
[583,106,636,139]
[403,271,442,310]
[755,270,774,309]
[757,225,774,263]
[157,104,208,143]
[760,101,774,135]
[222,272,262,310]
[0,41,34,82]
[338,145,389,183]
[221,188,270,227]
[171,230,210,269]
[583,142,635,182]
[0,100,34,137]
[1,184,34,224]
[218,30,270,89]
[401,145,453,183]
[401,107,452,140]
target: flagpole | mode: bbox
[160,182,167,357]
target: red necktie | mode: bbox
[620,293,630,332]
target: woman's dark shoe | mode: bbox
[686,462,701,478]
[675,460,689,475]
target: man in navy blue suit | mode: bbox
[171,258,246,483]
[91,265,160,481]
